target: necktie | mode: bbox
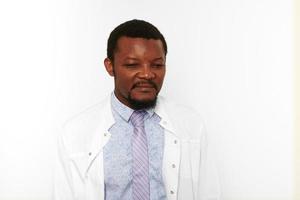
[130,110,150,200]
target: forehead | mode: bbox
[115,37,165,60]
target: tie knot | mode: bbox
[130,110,146,127]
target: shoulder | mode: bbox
[157,96,206,140]
[63,97,109,130]
[157,96,205,122]
[59,97,111,152]
[63,98,108,127]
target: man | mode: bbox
[54,19,220,200]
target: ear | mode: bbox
[104,58,114,76]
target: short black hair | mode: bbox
[107,19,167,61]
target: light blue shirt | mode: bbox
[103,93,166,200]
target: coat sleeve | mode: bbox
[197,124,222,200]
[53,130,75,200]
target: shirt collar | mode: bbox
[111,92,155,122]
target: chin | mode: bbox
[128,94,157,110]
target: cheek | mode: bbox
[115,73,135,91]
[156,72,166,84]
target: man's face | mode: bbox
[104,37,166,110]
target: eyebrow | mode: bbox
[124,57,139,61]
[124,57,165,61]
[152,57,164,61]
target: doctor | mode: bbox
[54,19,221,200]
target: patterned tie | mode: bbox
[130,110,150,200]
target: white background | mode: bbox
[0,0,294,199]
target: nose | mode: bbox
[139,64,155,79]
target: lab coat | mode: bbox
[54,96,221,200]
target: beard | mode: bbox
[127,80,159,110]
[128,94,157,110]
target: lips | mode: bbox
[133,82,157,90]
[136,84,154,88]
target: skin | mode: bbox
[104,36,166,109]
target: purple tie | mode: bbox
[130,110,150,200]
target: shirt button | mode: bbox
[172,164,176,168]
[170,190,174,194]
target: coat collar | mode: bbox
[154,96,176,134]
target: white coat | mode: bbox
[54,96,221,200]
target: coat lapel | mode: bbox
[86,96,115,175]
[155,97,181,199]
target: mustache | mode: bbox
[132,81,157,90]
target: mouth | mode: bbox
[133,82,157,90]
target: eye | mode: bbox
[123,63,139,68]
[151,63,165,68]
